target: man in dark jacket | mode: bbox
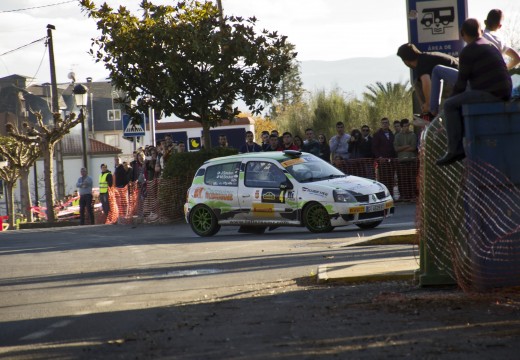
[397,43,459,121]
[114,156,129,188]
[372,118,397,196]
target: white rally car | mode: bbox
[184,150,394,236]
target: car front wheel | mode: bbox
[189,205,221,237]
[303,202,334,233]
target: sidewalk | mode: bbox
[317,229,419,284]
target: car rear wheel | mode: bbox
[303,202,334,233]
[189,205,221,237]
[355,220,383,229]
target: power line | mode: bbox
[0,37,47,57]
[0,0,77,13]
[26,44,49,88]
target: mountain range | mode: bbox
[300,55,411,99]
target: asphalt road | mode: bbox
[0,203,416,359]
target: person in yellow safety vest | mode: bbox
[99,163,113,216]
[72,195,80,215]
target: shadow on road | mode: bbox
[2,280,519,359]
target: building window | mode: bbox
[107,109,121,121]
[104,134,119,147]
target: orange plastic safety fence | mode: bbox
[333,158,418,202]
[107,175,194,226]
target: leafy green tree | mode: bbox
[80,0,296,148]
[269,43,304,119]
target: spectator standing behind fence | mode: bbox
[359,125,374,159]
[394,119,418,201]
[317,134,331,163]
[437,18,512,166]
[114,156,128,188]
[218,134,229,148]
[266,133,282,151]
[260,131,270,151]
[129,151,139,182]
[145,147,158,180]
[347,129,364,159]
[281,132,299,150]
[239,131,262,153]
[99,164,113,216]
[76,167,94,225]
[397,43,459,122]
[329,121,351,161]
[293,135,303,150]
[372,117,397,196]
[302,128,320,156]
[346,129,365,177]
[271,129,283,149]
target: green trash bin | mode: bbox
[417,117,458,286]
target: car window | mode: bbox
[204,162,241,187]
[280,154,345,182]
[245,161,286,188]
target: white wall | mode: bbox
[3,154,118,214]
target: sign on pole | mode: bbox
[122,114,146,137]
[407,0,467,57]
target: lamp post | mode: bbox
[73,84,89,172]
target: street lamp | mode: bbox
[73,84,89,172]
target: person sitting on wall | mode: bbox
[437,18,512,166]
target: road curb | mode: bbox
[317,257,418,284]
[339,229,417,247]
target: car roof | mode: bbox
[203,150,306,165]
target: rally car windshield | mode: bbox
[280,154,346,183]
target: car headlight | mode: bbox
[333,189,356,203]
[382,185,391,198]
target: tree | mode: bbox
[0,136,40,229]
[7,112,82,223]
[269,43,304,119]
[362,81,412,123]
[80,0,296,148]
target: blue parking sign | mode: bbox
[407,0,467,57]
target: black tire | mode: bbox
[303,202,334,233]
[189,205,221,237]
[356,220,383,230]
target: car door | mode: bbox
[199,161,241,221]
[241,160,296,223]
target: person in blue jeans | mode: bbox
[428,9,520,119]
[437,18,512,166]
[428,65,459,117]
[397,43,458,122]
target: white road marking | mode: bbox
[20,320,73,340]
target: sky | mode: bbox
[0,0,519,87]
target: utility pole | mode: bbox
[47,24,65,201]
[216,0,224,26]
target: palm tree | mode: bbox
[362,81,412,122]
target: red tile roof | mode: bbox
[60,135,122,156]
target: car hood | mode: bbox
[309,175,387,195]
